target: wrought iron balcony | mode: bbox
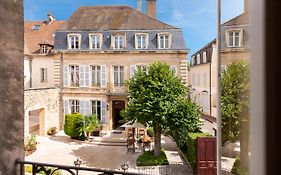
[16,160,144,175]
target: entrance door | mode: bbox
[112,101,125,129]
[197,137,217,175]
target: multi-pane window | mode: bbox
[92,100,101,120]
[228,31,240,47]
[113,35,125,49]
[158,33,171,49]
[114,66,124,86]
[40,45,48,54]
[40,68,47,82]
[203,52,207,63]
[89,34,102,49]
[68,34,80,49]
[136,34,148,49]
[70,100,79,113]
[91,65,101,87]
[70,65,79,86]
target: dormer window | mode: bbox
[158,33,172,49]
[40,45,49,54]
[89,34,102,49]
[32,25,41,30]
[197,54,201,64]
[203,52,207,63]
[135,33,149,49]
[112,34,126,49]
[68,34,81,50]
[226,29,243,47]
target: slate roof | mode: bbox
[54,29,187,52]
[24,20,64,54]
[222,12,249,26]
[61,6,177,30]
[191,39,216,66]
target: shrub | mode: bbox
[137,149,168,166]
[25,134,37,152]
[25,165,62,175]
[147,127,154,137]
[64,113,84,139]
[47,127,57,136]
[185,133,209,171]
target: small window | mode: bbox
[68,34,81,49]
[112,34,126,49]
[69,65,79,87]
[113,65,124,86]
[92,100,101,121]
[226,29,243,47]
[135,33,149,49]
[32,25,41,30]
[70,100,79,114]
[203,52,207,63]
[40,45,49,54]
[89,34,102,49]
[197,54,201,64]
[91,65,101,87]
[40,68,47,82]
[158,33,171,49]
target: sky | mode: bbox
[24,0,244,56]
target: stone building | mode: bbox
[24,14,64,136]
[53,1,189,131]
[188,0,250,133]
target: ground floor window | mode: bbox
[70,100,79,113]
[92,100,101,120]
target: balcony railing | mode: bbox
[16,160,145,175]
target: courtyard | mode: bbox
[26,131,192,175]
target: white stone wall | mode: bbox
[24,88,60,137]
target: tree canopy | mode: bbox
[124,62,201,156]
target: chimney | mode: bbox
[146,0,156,18]
[244,0,249,13]
[137,0,142,12]
[47,12,56,25]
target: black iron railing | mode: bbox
[16,160,144,175]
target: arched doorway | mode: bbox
[112,101,125,129]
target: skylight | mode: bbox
[32,25,41,30]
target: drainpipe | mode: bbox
[209,62,212,118]
[59,52,64,129]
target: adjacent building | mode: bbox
[189,0,250,132]
[24,14,64,136]
[53,3,189,131]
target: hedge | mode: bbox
[64,113,84,139]
[136,149,168,166]
[186,133,209,171]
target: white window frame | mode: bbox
[191,56,195,65]
[69,65,79,87]
[113,65,124,87]
[89,33,103,49]
[203,52,207,63]
[67,34,81,50]
[79,65,90,87]
[91,65,101,87]
[158,32,172,49]
[40,45,48,54]
[40,68,47,82]
[111,34,126,49]
[70,99,79,114]
[135,33,149,49]
[197,54,201,64]
[226,29,243,47]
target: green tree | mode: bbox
[221,61,249,173]
[124,62,201,156]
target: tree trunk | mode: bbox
[239,108,249,173]
[154,124,162,157]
